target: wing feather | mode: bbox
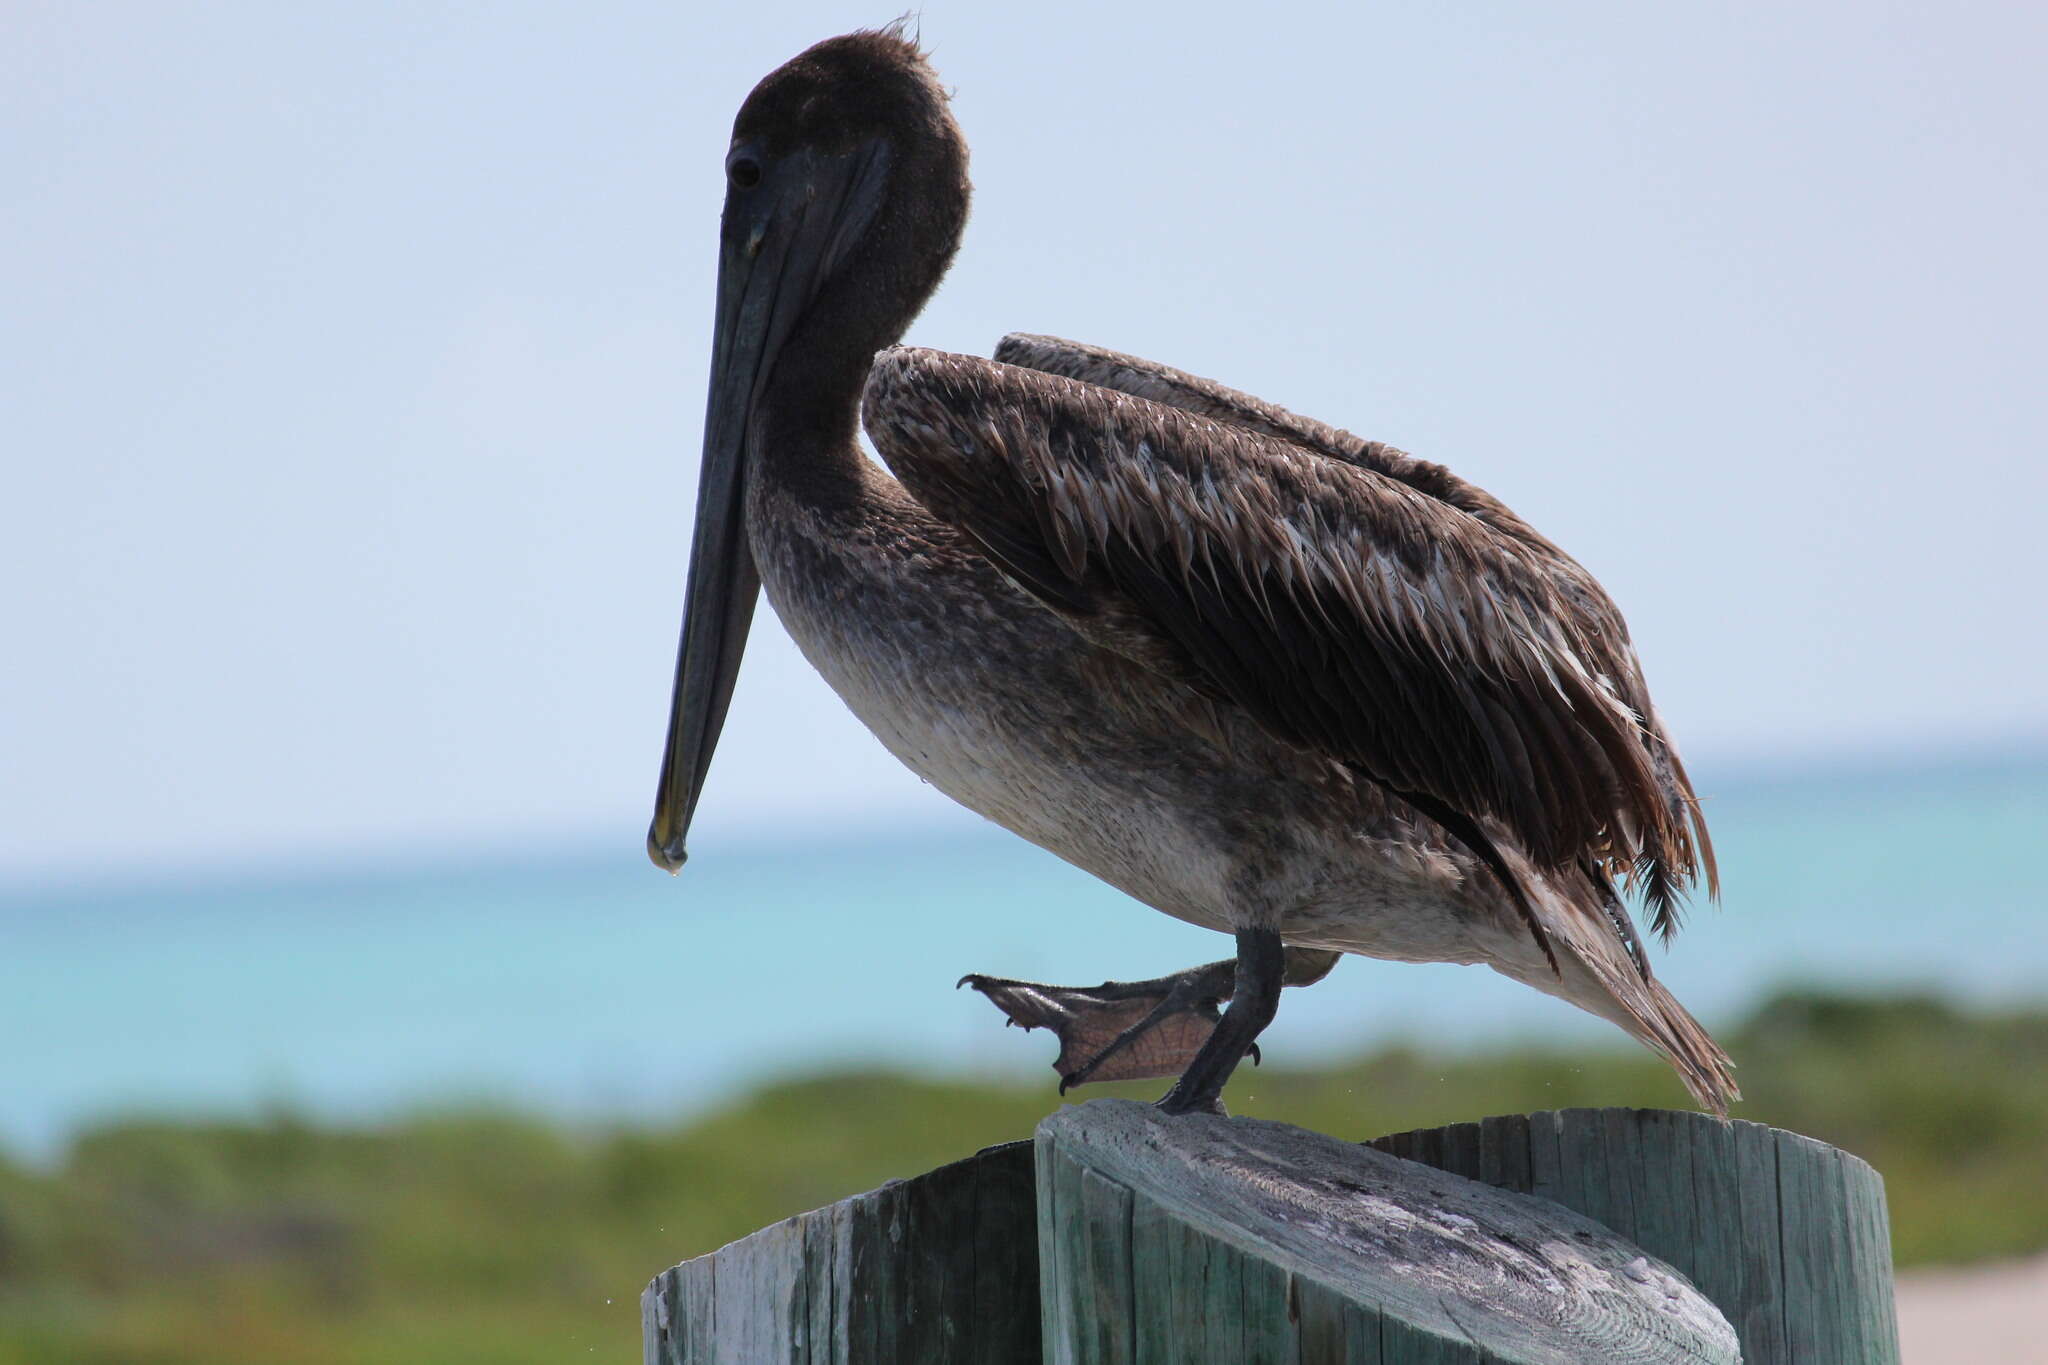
[864,345,1709,918]
[997,333,1719,932]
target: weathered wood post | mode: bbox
[643,1104,1899,1364]
[1368,1109,1901,1365]
[641,1140,1040,1364]
[1036,1102,1736,1363]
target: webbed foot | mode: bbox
[959,946,1339,1095]
[959,961,1235,1089]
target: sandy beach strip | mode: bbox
[1895,1251,2048,1363]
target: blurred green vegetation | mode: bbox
[0,988,2042,1364]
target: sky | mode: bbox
[4,1,2045,886]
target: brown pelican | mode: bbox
[649,27,1735,1116]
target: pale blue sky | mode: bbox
[5,1,2044,884]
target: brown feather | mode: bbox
[864,345,1713,918]
[990,334,1718,938]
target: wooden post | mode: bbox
[643,1103,1898,1363]
[1036,1101,1736,1364]
[641,1140,1040,1364]
[1370,1109,1901,1365]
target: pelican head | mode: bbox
[648,28,970,871]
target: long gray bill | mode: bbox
[646,140,892,872]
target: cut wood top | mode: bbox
[1039,1099,1740,1365]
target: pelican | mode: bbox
[650,27,1735,1116]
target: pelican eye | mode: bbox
[727,155,762,189]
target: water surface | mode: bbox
[4,750,2042,1160]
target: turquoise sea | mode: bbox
[3,749,2043,1162]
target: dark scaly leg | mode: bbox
[1156,928,1286,1116]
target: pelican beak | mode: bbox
[647,139,892,872]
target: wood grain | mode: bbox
[642,1140,1038,1365]
[1371,1107,1901,1365]
[1040,1100,1738,1365]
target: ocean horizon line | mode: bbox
[6,732,2045,904]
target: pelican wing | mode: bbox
[865,345,1708,918]
[996,334,1717,930]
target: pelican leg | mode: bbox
[1156,929,1287,1116]
[960,946,1337,1097]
